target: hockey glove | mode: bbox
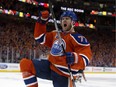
[37,10,50,24]
[66,52,75,65]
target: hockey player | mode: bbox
[20,10,92,87]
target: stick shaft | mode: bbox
[48,1,62,43]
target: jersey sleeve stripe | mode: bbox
[73,52,78,63]
[79,54,90,66]
[35,33,45,44]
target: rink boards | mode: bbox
[0,63,116,74]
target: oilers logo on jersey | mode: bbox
[51,39,66,56]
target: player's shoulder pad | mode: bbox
[70,33,90,46]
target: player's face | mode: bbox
[61,17,72,32]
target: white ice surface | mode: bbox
[0,72,116,87]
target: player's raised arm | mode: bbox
[34,10,49,38]
[34,10,53,47]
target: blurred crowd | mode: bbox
[0,18,50,63]
[0,16,115,67]
[76,28,115,67]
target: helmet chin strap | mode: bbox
[70,21,75,31]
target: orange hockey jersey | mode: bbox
[34,22,92,77]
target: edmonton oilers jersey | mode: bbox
[34,22,92,77]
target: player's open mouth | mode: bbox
[64,24,67,27]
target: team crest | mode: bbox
[51,39,66,56]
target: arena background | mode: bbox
[0,0,115,70]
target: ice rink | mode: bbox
[0,72,115,87]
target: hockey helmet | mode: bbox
[60,11,77,22]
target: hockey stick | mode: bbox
[82,71,87,81]
[48,1,76,87]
